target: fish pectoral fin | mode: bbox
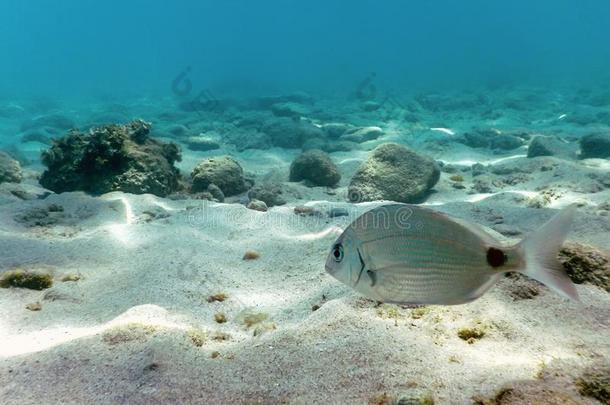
[367,270,377,287]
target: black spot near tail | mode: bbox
[487,247,507,268]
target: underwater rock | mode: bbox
[185,136,220,151]
[0,151,23,184]
[262,118,324,149]
[348,143,440,203]
[246,199,268,212]
[0,270,53,290]
[191,155,248,196]
[361,100,381,111]
[471,163,487,176]
[416,92,483,112]
[328,207,349,218]
[206,184,225,202]
[253,92,314,109]
[321,123,352,138]
[289,149,341,187]
[489,134,523,151]
[270,102,310,118]
[165,124,190,138]
[39,120,182,197]
[459,129,495,148]
[579,133,610,159]
[20,113,75,132]
[301,138,358,153]
[340,126,383,143]
[21,127,59,145]
[224,128,272,151]
[559,243,609,292]
[247,183,286,207]
[527,135,573,158]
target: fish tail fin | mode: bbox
[517,204,580,302]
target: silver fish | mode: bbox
[325,204,579,305]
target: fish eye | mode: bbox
[332,244,344,262]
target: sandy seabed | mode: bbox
[0,89,609,404]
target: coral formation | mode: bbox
[348,143,440,203]
[39,120,182,197]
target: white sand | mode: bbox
[0,184,608,403]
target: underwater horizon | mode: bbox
[2,0,610,101]
[1,1,609,404]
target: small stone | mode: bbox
[247,199,268,212]
[243,250,261,260]
[185,136,220,151]
[328,207,349,218]
[26,302,42,311]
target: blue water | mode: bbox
[2,0,610,101]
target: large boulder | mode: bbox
[348,143,440,203]
[0,152,23,184]
[40,120,182,197]
[190,156,248,196]
[289,149,341,187]
[580,133,610,159]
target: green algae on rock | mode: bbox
[0,270,53,290]
[40,120,182,197]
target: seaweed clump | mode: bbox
[40,120,182,197]
[187,328,207,347]
[0,270,53,290]
[457,325,486,343]
[207,292,229,303]
[576,365,610,404]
